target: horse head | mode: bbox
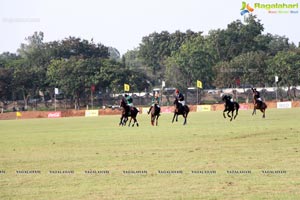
[173,98,179,106]
[120,98,126,107]
[120,98,130,113]
[222,95,229,102]
[222,95,234,107]
[222,95,226,102]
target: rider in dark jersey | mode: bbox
[252,88,262,107]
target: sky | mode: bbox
[1,0,299,55]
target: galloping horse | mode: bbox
[119,98,139,127]
[149,104,160,126]
[222,95,240,121]
[172,99,189,125]
[252,95,267,118]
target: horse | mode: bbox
[222,95,240,121]
[119,98,139,127]
[172,99,189,125]
[252,96,267,118]
[149,104,160,126]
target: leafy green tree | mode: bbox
[8,58,41,108]
[13,31,51,108]
[123,48,145,71]
[267,50,300,99]
[207,15,264,62]
[138,31,170,77]
[45,37,109,60]
[166,35,215,91]
[108,47,121,61]
[48,58,101,109]
[138,30,201,86]
[266,35,296,56]
[213,51,267,88]
[0,53,20,105]
[0,67,13,104]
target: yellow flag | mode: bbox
[197,80,202,88]
[124,84,130,92]
[16,112,22,117]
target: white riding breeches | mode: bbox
[179,101,185,106]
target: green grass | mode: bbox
[0,109,299,200]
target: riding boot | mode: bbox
[129,107,134,115]
[127,108,131,115]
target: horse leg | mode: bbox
[119,116,123,126]
[121,116,127,126]
[223,110,226,118]
[172,113,176,123]
[261,108,265,118]
[133,117,139,127]
[252,107,256,116]
[128,117,132,127]
[156,115,159,126]
[151,115,154,126]
[136,118,139,127]
[183,114,187,125]
[124,117,128,126]
[227,110,231,118]
[176,114,178,122]
[234,109,239,119]
[230,110,233,121]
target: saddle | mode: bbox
[254,98,263,107]
[176,104,186,113]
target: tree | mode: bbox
[207,15,264,62]
[108,47,121,61]
[123,48,144,71]
[45,37,109,60]
[266,35,295,56]
[138,31,170,77]
[47,58,104,109]
[166,35,215,91]
[213,51,267,88]
[138,30,202,86]
[267,50,300,99]
[0,67,13,104]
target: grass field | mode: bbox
[0,108,299,200]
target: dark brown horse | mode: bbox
[149,104,160,126]
[119,98,139,127]
[222,95,240,121]
[252,96,267,118]
[172,99,189,125]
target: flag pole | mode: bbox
[54,92,56,111]
[197,87,199,105]
[54,88,58,111]
[196,80,202,104]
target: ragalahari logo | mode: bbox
[240,2,254,15]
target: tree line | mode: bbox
[0,15,299,109]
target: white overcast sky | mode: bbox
[1,0,299,55]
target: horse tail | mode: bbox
[135,107,140,113]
